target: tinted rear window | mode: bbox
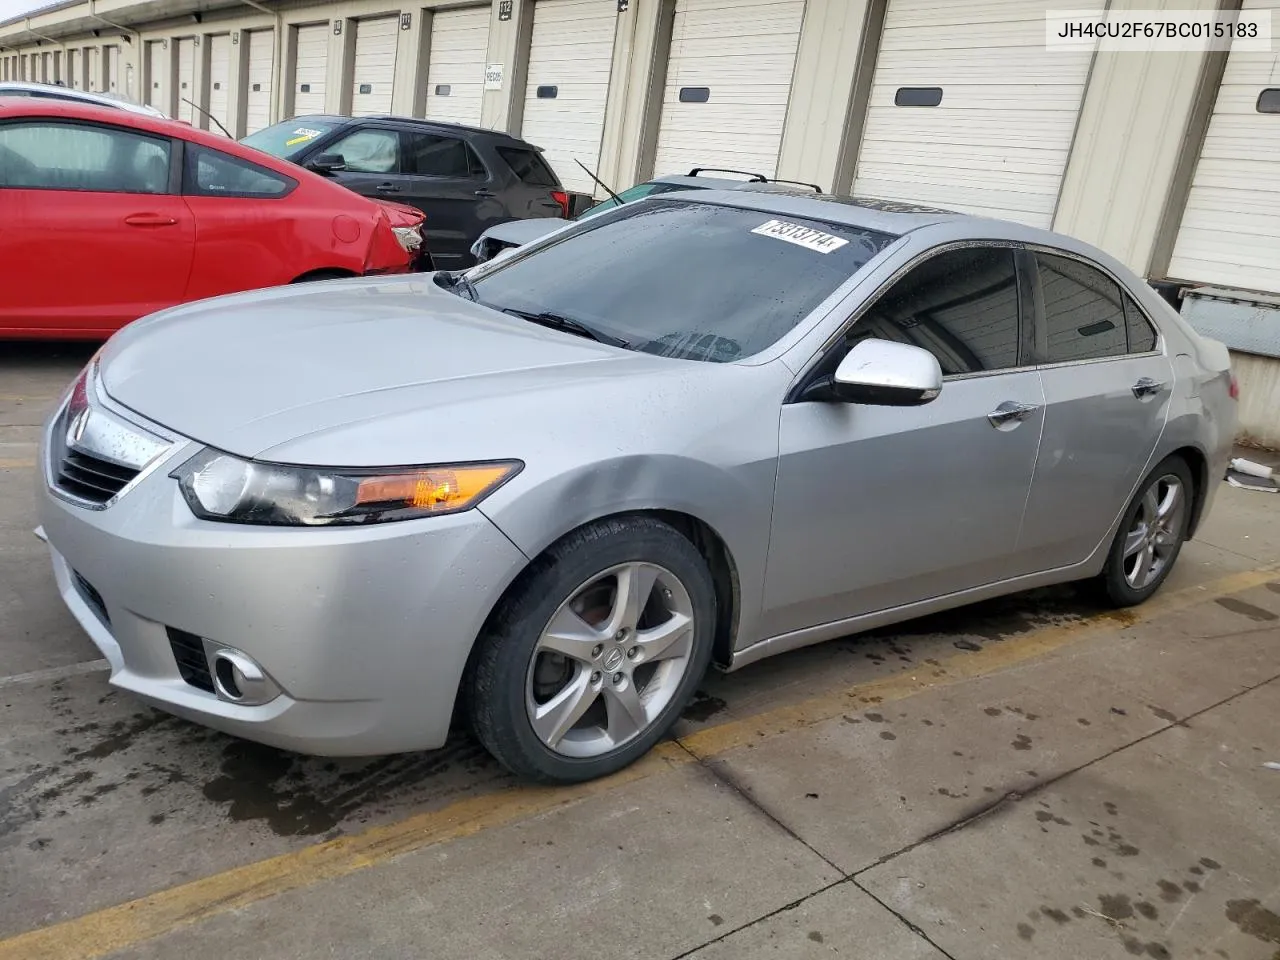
[240,119,337,160]
[470,199,894,362]
[497,146,560,187]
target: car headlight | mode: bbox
[171,449,522,526]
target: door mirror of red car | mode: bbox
[307,153,347,175]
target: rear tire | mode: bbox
[1097,455,1194,607]
[466,516,716,784]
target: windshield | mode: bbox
[470,199,895,362]
[240,119,337,160]
[579,181,701,219]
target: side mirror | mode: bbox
[306,153,346,174]
[829,338,943,406]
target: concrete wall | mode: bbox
[1231,351,1280,450]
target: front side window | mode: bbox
[184,145,293,197]
[402,132,484,178]
[469,199,894,363]
[325,128,399,173]
[0,120,169,194]
[847,247,1022,376]
[1036,253,1128,363]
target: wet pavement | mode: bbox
[1,342,1278,959]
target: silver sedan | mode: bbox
[37,191,1237,783]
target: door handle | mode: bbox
[474,188,496,198]
[123,213,177,227]
[987,400,1040,429]
[1132,377,1165,399]
[374,183,401,194]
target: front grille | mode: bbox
[56,450,139,505]
[166,628,215,694]
[71,570,110,626]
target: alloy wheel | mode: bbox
[525,562,695,758]
[1122,474,1185,590]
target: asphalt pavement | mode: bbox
[1,341,1278,960]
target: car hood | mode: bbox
[100,274,681,463]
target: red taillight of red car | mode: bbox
[1229,374,1239,400]
[551,190,571,219]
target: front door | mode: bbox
[0,118,193,337]
[1018,251,1175,569]
[762,245,1045,639]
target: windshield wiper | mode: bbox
[502,308,629,348]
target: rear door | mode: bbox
[1018,251,1174,569]
[317,123,489,267]
[0,118,193,337]
[397,128,494,267]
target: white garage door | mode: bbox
[67,49,79,88]
[1167,0,1280,294]
[88,48,100,90]
[520,0,617,194]
[852,0,1103,227]
[351,16,398,116]
[293,23,329,115]
[652,0,805,179]
[146,41,165,111]
[208,34,232,135]
[424,5,490,125]
[106,45,119,93]
[246,29,275,134]
[42,52,51,83]
[176,38,196,122]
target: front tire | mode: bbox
[1098,455,1194,607]
[466,517,716,783]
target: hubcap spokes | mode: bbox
[1122,475,1184,589]
[526,562,695,758]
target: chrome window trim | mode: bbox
[44,361,188,512]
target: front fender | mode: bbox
[478,453,777,649]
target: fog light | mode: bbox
[210,648,276,705]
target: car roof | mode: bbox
[0,81,162,116]
[657,188,1139,275]
[658,188,964,235]
[284,113,540,147]
[0,97,370,192]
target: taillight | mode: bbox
[1229,374,1239,400]
[551,190,570,219]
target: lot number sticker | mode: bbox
[285,128,325,147]
[751,219,848,254]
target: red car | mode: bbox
[0,98,428,340]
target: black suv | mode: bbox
[242,115,568,268]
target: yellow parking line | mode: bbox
[0,564,1275,960]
